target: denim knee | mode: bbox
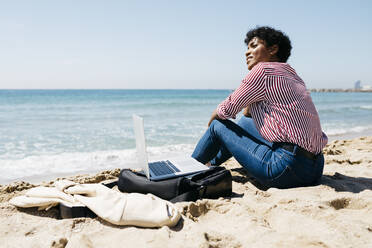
[207,120,222,140]
[210,119,233,135]
[191,120,224,164]
[210,119,223,132]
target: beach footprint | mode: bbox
[50,237,68,248]
[182,200,209,221]
[327,197,367,210]
[201,231,242,248]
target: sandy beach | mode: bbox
[1,136,372,248]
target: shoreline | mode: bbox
[309,88,372,92]
[327,129,372,142]
[0,168,121,186]
[1,133,371,186]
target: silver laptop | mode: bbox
[132,114,209,181]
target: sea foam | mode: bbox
[0,144,196,184]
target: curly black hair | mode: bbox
[245,26,292,62]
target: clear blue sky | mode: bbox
[1,0,371,89]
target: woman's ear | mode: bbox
[269,45,279,56]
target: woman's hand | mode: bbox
[242,106,252,117]
[207,109,220,127]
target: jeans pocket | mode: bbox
[277,147,295,157]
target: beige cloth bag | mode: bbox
[9,181,77,210]
[10,180,181,228]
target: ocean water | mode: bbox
[1,90,372,183]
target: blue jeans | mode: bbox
[192,116,324,189]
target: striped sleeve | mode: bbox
[217,63,266,119]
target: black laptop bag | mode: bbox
[117,166,232,203]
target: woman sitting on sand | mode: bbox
[192,26,328,189]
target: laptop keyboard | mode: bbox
[149,160,181,176]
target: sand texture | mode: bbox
[1,137,372,248]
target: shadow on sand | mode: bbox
[230,167,372,193]
[321,172,372,193]
[230,167,269,191]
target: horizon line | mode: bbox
[0,88,233,90]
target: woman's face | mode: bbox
[245,37,276,70]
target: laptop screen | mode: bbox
[132,114,150,179]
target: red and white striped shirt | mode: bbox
[217,62,328,154]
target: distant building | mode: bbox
[354,80,372,91]
[354,80,361,90]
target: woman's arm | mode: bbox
[216,63,266,120]
[242,106,252,117]
[208,105,251,127]
[207,109,221,127]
